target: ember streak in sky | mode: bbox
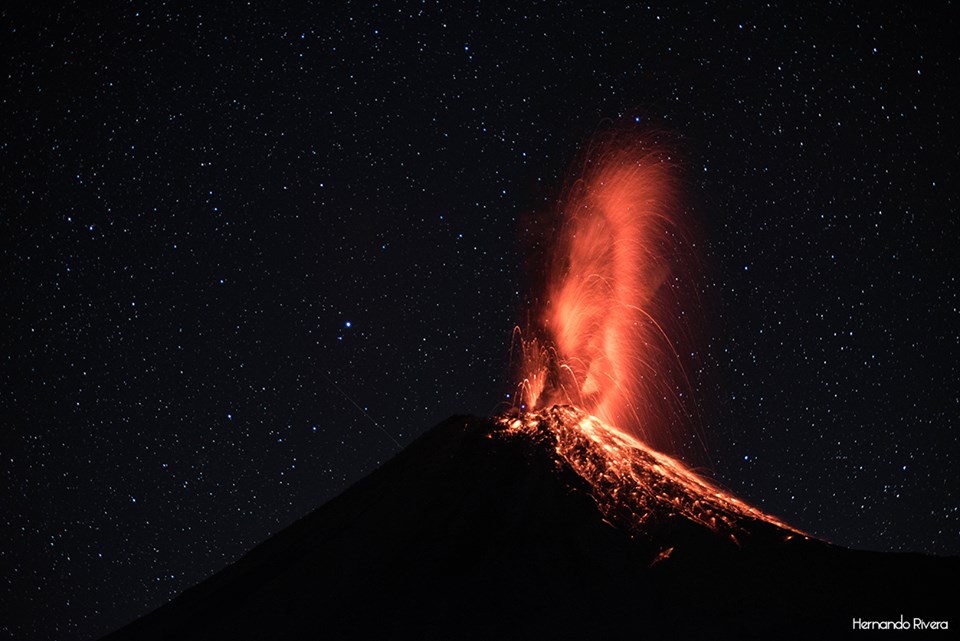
[514,131,700,453]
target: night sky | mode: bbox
[2,3,958,639]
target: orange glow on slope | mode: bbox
[499,406,800,538]
[515,132,696,450]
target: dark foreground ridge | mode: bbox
[103,415,956,640]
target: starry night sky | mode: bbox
[2,3,958,640]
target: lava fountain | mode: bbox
[514,130,699,453]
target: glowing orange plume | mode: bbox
[516,131,697,452]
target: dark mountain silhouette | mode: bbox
[102,411,956,640]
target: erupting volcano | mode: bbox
[507,130,796,536]
[101,130,956,641]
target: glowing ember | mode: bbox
[514,132,697,450]
[498,406,799,539]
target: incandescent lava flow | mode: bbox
[498,406,801,547]
[509,129,797,537]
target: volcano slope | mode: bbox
[102,410,956,640]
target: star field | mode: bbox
[2,3,957,640]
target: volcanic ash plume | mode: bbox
[514,131,698,452]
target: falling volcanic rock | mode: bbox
[103,413,956,640]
